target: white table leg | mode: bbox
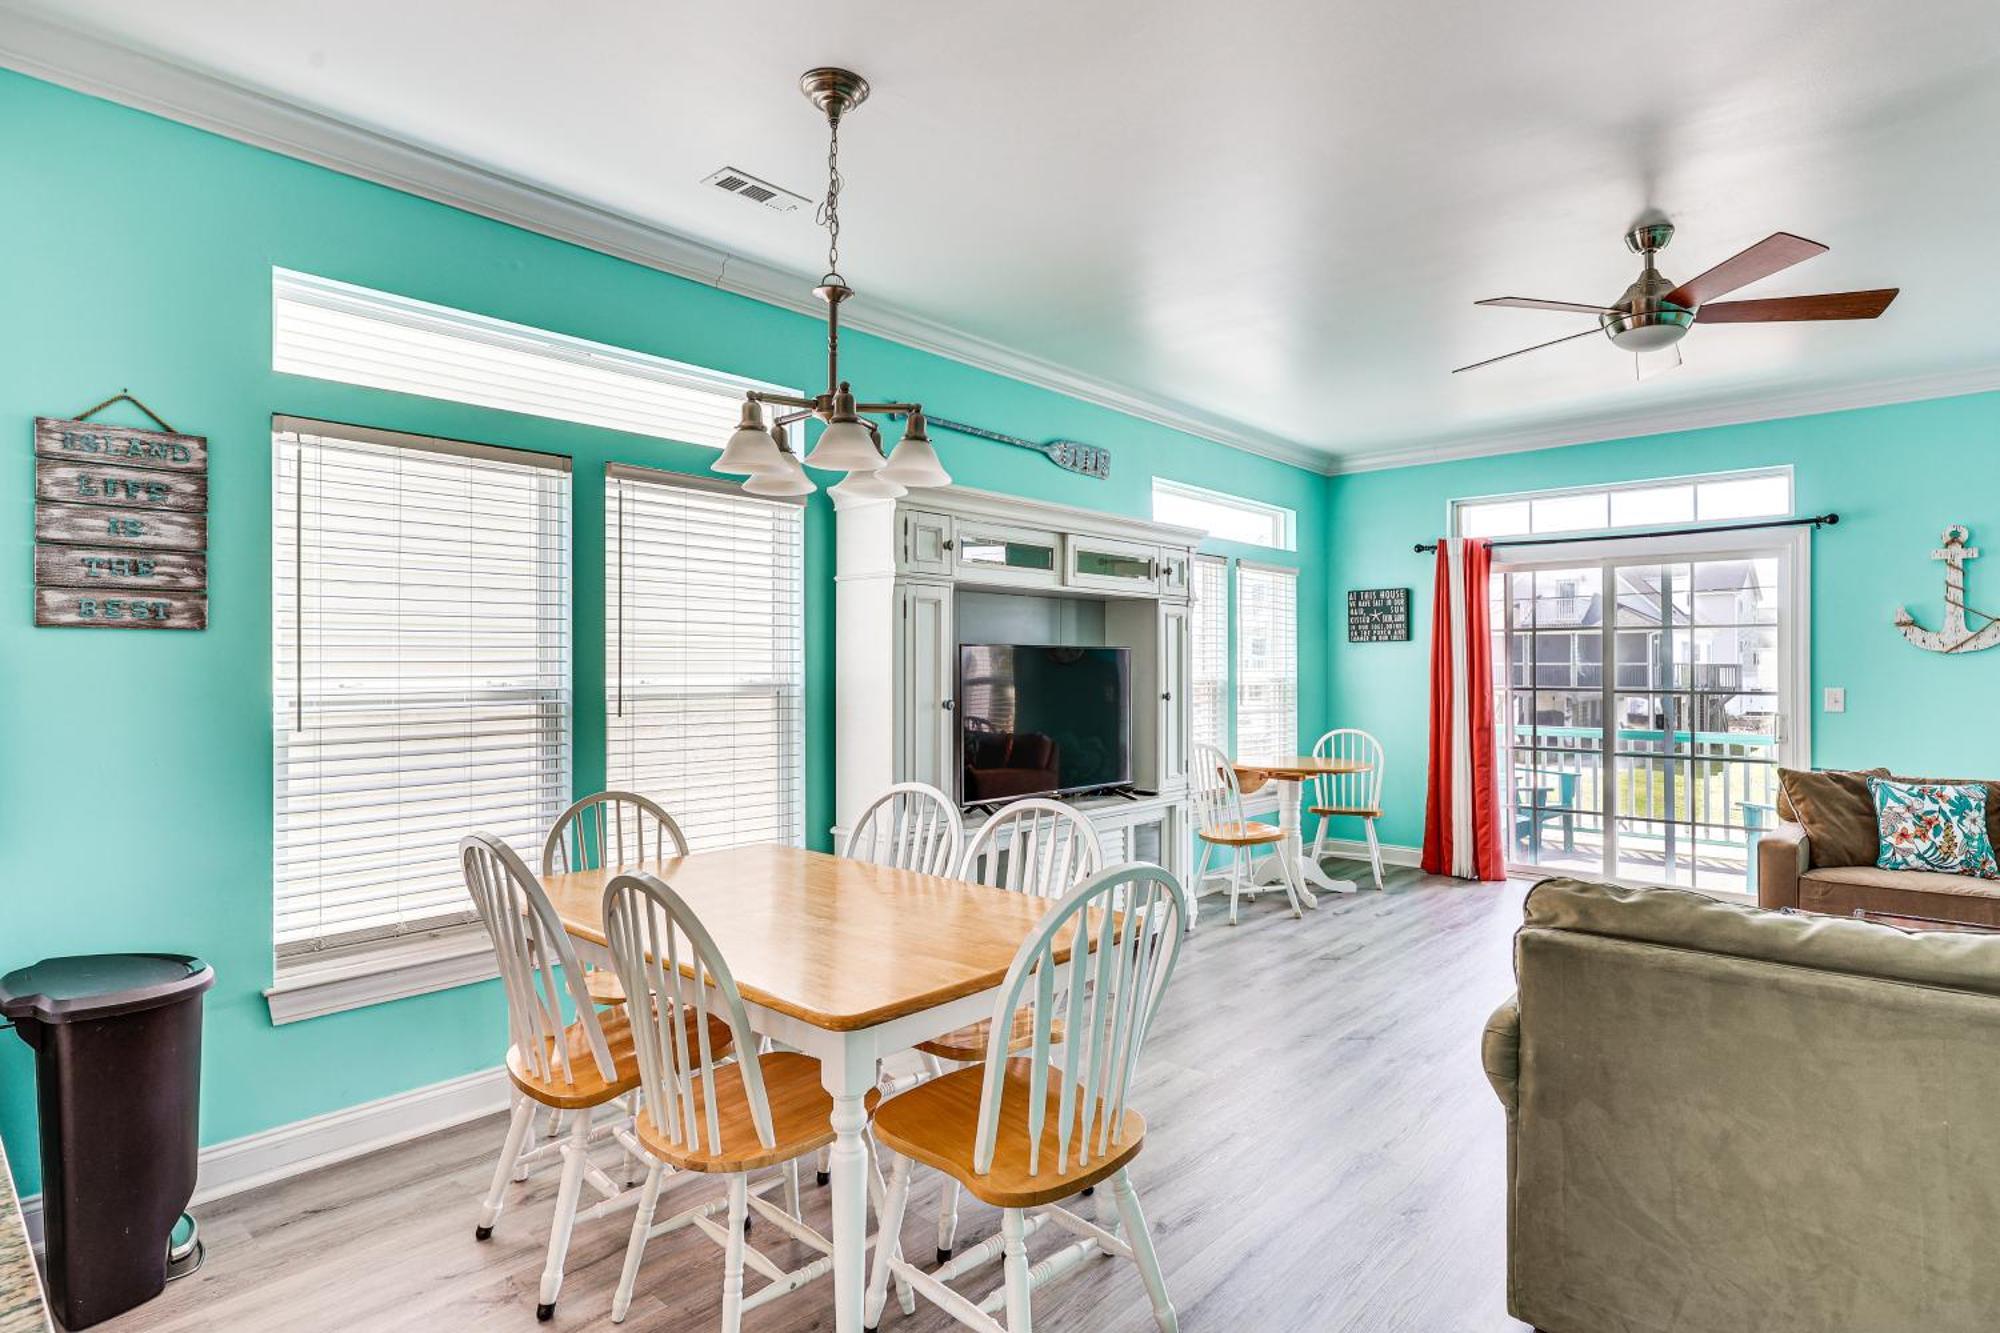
[1250,778,1357,902]
[821,1044,876,1333]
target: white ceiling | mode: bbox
[8,0,2000,469]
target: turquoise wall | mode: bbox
[1326,389,2000,848]
[0,70,1329,1194]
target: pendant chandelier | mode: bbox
[714,67,951,501]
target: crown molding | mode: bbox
[0,8,1334,476]
[1332,363,2000,475]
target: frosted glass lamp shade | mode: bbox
[742,451,816,496]
[878,430,950,488]
[715,425,784,475]
[828,470,907,505]
[803,418,884,471]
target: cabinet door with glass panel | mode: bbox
[1497,548,1796,896]
[1066,535,1160,593]
[953,522,1062,588]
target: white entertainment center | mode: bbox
[834,485,1205,877]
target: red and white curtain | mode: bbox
[1422,537,1506,881]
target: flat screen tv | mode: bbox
[957,644,1131,804]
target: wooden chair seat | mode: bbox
[871,1059,1146,1209]
[635,1050,878,1174]
[508,1004,733,1110]
[1197,820,1285,848]
[916,1007,1065,1062]
[584,968,627,1006]
[1310,804,1381,819]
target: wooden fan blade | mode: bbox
[1452,326,1603,374]
[1665,232,1827,308]
[1695,288,1899,323]
[1475,297,1619,315]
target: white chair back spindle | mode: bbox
[1310,729,1385,814]
[972,864,1187,1179]
[1188,743,1249,833]
[844,782,964,877]
[602,871,772,1158]
[543,790,688,875]
[460,833,616,1088]
[959,798,1103,899]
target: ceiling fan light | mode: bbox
[877,415,950,488]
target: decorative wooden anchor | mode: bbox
[1894,524,2000,653]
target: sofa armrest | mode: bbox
[1483,995,1520,1113]
[1757,819,1811,911]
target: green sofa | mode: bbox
[1485,877,2000,1332]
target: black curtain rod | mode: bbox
[1413,512,1838,555]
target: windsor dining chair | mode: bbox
[602,871,892,1330]
[1308,729,1387,889]
[867,863,1188,1333]
[460,833,729,1322]
[1189,742,1295,925]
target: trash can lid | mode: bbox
[0,953,213,1024]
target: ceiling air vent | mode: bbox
[703,167,808,214]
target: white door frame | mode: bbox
[1492,525,1811,893]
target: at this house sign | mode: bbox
[1347,587,1411,642]
[33,417,209,629]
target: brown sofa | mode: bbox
[1757,767,2000,927]
[1488,877,2000,1332]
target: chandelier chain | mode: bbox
[817,112,844,282]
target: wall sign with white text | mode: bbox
[32,417,210,629]
[1347,587,1410,642]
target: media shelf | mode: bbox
[834,485,1202,878]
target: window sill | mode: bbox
[264,928,497,1025]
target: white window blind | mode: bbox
[1235,563,1298,762]
[272,268,785,448]
[606,465,805,850]
[272,417,572,957]
[1190,555,1229,751]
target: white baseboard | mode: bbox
[1315,836,1422,868]
[19,1064,511,1250]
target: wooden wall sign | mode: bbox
[32,416,209,629]
[1347,587,1411,642]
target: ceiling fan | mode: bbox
[1454,221,1899,374]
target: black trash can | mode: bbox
[0,954,213,1330]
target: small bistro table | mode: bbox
[1232,755,1374,907]
[537,843,1066,1333]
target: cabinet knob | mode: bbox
[1161,691,1173,701]
[943,699,956,712]
[941,539,955,551]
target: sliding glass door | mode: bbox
[1494,533,1806,895]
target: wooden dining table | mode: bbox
[1232,755,1373,905]
[537,842,1063,1333]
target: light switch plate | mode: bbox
[1823,687,1846,713]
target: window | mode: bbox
[272,418,572,960]
[1454,468,1791,542]
[606,465,805,850]
[1152,479,1295,551]
[1234,563,1298,762]
[273,268,787,447]
[1190,556,1229,750]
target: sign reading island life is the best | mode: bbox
[33,417,209,629]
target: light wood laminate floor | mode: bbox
[100,862,1534,1333]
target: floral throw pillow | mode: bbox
[1869,776,1999,878]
